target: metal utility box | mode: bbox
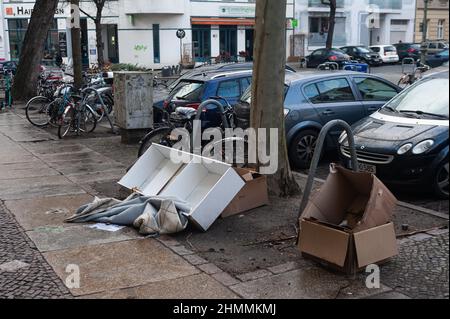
[114,71,154,130]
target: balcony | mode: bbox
[308,0,345,8]
[368,0,402,10]
[124,0,185,15]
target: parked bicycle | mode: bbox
[138,96,249,166]
[398,58,431,89]
[57,87,98,139]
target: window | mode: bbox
[355,78,398,101]
[217,79,241,98]
[370,47,380,53]
[437,20,445,39]
[153,24,160,64]
[305,78,356,104]
[240,77,252,95]
[171,81,204,102]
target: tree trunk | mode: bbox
[71,0,83,90]
[94,1,106,68]
[326,0,337,49]
[11,0,59,101]
[251,0,301,197]
[95,18,105,67]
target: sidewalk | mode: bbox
[0,108,448,299]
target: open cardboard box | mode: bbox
[119,144,245,231]
[298,164,399,274]
[221,168,269,218]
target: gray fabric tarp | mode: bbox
[66,193,191,236]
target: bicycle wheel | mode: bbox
[138,127,174,158]
[79,107,97,134]
[58,107,75,139]
[26,96,52,127]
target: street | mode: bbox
[0,64,448,300]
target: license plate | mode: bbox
[358,163,377,174]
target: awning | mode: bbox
[191,17,255,26]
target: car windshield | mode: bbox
[170,80,204,101]
[383,77,449,118]
[357,47,373,53]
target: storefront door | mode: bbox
[107,24,119,64]
[219,25,237,61]
[80,19,89,68]
[192,25,211,62]
[245,28,254,61]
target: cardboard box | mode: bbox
[119,144,246,231]
[221,168,269,218]
[298,165,398,274]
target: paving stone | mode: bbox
[183,254,209,266]
[268,262,299,274]
[212,272,241,287]
[427,228,449,236]
[43,239,200,296]
[237,270,272,282]
[170,245,194,256]
[366,291,412,299]
[81,274,239,299]
[0,260,30,273]
[27,224,140,252]
[198,263,223,275]
[0,175,85,200]
[5,194,93,231]
[230,269,349,299]
[409,233,434,241]
[158,235,181,247]
[0,201,72,299]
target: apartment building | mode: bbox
[415,0,449,42]
[293,0,417,55]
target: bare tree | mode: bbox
[251,0,301,197]
[12,0,59,101]
[71,0,83,90]
[322,0,337,49]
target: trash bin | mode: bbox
[114,71,154,144]
[161,66,172,77]
[343,61,370,73]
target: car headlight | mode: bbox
[397,143,413,155]
[412,140,435,155]
[284,108,290,117]
[338,131,348,145]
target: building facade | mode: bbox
[292,0,417,55]
[414,0,449,43]
[1,0,294,68]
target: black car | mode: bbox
[340,46,382,66]
[393,43,421,61]
[303,48,351,69]
[339,71,449,198]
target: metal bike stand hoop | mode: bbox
[298,119,359,219]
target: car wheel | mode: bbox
[289,130,321,169]
[433,161,449,199]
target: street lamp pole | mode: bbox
[420,0,430,64]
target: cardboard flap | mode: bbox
[299,220,350,267]
[353,177,397,232]
[354,223,398,268]
[302,167,356,225]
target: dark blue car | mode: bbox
[154,70,253,127]
[235,71,402,168]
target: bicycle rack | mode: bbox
[191,99,230,154]
[317,62,339,71]
[81,87,117,134]
[298,119,359,220]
